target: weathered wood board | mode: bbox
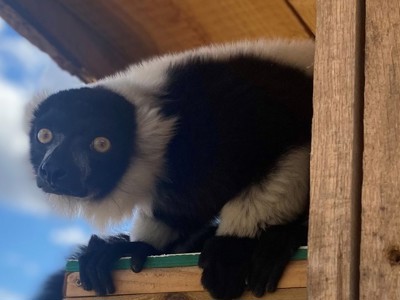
[65,260,307,299]
[66,288,307,300]
[360,0,400,299]
[308,0,364,299]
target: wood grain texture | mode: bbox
[64,288,307,300]
[65,261,306,298]
[360,0,400,299]
[59,0,310,54]
[0,0,129,81]
[308,0,364,299]
[0,0,91,81]
[0,0,311,81]
[287,0,316,36]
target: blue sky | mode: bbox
[0,18,106,300]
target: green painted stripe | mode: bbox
[65,248,307,272]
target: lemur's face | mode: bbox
[29,87,136,200]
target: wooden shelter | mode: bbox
[0,0,315,81]
[1,0,399,299]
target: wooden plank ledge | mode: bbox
[65,288,307,300]
[65,260,307,299]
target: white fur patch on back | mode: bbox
[216,145,311,238]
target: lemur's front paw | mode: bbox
[78,235,158,296]
[199,236,256,299]
[78,235,119,295]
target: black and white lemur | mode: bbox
[28,40,313,299]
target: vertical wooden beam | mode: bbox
[308,0,364,299]
[360,1,400,299]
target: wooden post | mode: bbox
[360,1,400,299]
[308,0,364,299]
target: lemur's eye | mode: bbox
[91,137,111,153]
[37,128,53,144]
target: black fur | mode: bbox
[30,50,312,299]
[249,216,308,297]
[197,214,308,299]
[154,56,312,231]
[29,87,136,199]
[78,235,159,295]
[32,235,130,300]
[199,236,256,299]
[150,58,311,298]
[32,270,65,300]
[33,221,307,300]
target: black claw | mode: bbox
[130,241,159,273]
[130,260,144,273]
[78,254,92,291]
[96,259,115,295]
[87,234,106,249]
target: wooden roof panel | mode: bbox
[0,0,315,81]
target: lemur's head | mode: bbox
[29,87,136,200]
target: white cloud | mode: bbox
[2,36,45,65]
[0,288,25,300]
[0,19,81,92]
[0,20,82,216]
[50,226,90,246]
[0,79,29,156]
[37,57,82,93]
[0,77,50,215]
[0,18,5,32]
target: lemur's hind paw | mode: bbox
[199,236,256,299]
